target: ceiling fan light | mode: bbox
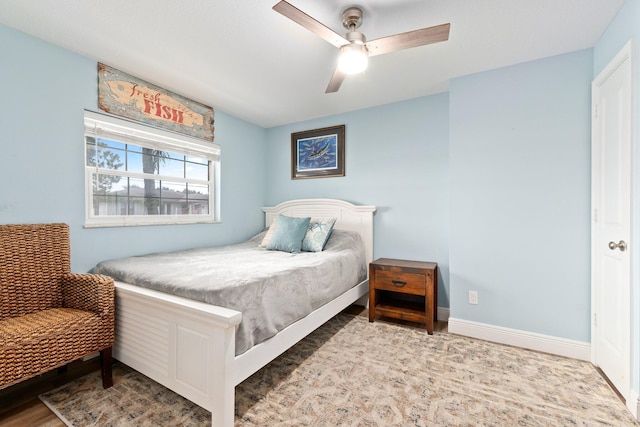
[338,44,369,74]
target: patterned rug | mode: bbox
[40,314,638,426]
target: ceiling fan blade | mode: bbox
[366,23,450,57]
[325,68,347,93]
[273,1,348,48]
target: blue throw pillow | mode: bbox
[302,218,337,252]
[266,215,311,253]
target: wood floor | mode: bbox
[0,358,101,427]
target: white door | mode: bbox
[591,41,632,399]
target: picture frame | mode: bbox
[291,125,345,179]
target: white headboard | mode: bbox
[262,199,376,266]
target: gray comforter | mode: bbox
[94,230,366,355]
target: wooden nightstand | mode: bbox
[369,258,438,334]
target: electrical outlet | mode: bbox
[468,290,478,305]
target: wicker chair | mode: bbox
[0,223,114,390]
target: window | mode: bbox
[84,110,220,227]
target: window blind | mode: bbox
[84,110,220,160]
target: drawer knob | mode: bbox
[392,279,407,287]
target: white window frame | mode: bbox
[84,110,221,228]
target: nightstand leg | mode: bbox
[426,275,435,335]
[368,288,375,322]
[368,267,375,322]
[425,311,434,335]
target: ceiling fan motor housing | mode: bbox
[342,7,363,31]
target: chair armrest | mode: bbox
[61,273,115,320]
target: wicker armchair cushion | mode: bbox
[0,307,111,387]
[0,308,96,347]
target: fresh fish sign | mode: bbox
[98,63,215,141]
[291,125,345,179]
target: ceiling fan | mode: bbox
[273,1,450,93]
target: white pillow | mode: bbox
[259,217,278,248]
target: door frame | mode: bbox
[590,39,635,416]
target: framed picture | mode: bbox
[291,125,345,179]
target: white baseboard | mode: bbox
[437,307,450,322]
[628,389,640,421]
[447,317,591,361]
[82,352,99,361]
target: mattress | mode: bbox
[94,229,366,355]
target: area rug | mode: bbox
[40,313,638,426]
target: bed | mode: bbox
[100,199,375,426]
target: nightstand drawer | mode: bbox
[373,270,425,295]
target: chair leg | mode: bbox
[100,347,113,389]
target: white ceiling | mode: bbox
[0,1,625,128]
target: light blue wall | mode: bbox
[1,3,632,367]
[449,49,594,341]
[0,24,267,273]
[593,0,640,399]
[265,95,451,307]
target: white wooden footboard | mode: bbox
[114,282,241,427]
[115,279,368,426]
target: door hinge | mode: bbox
[594,313,597,327]
[594,208,598,223]
[594,104,599,119]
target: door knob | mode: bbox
[608,240,627,251]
